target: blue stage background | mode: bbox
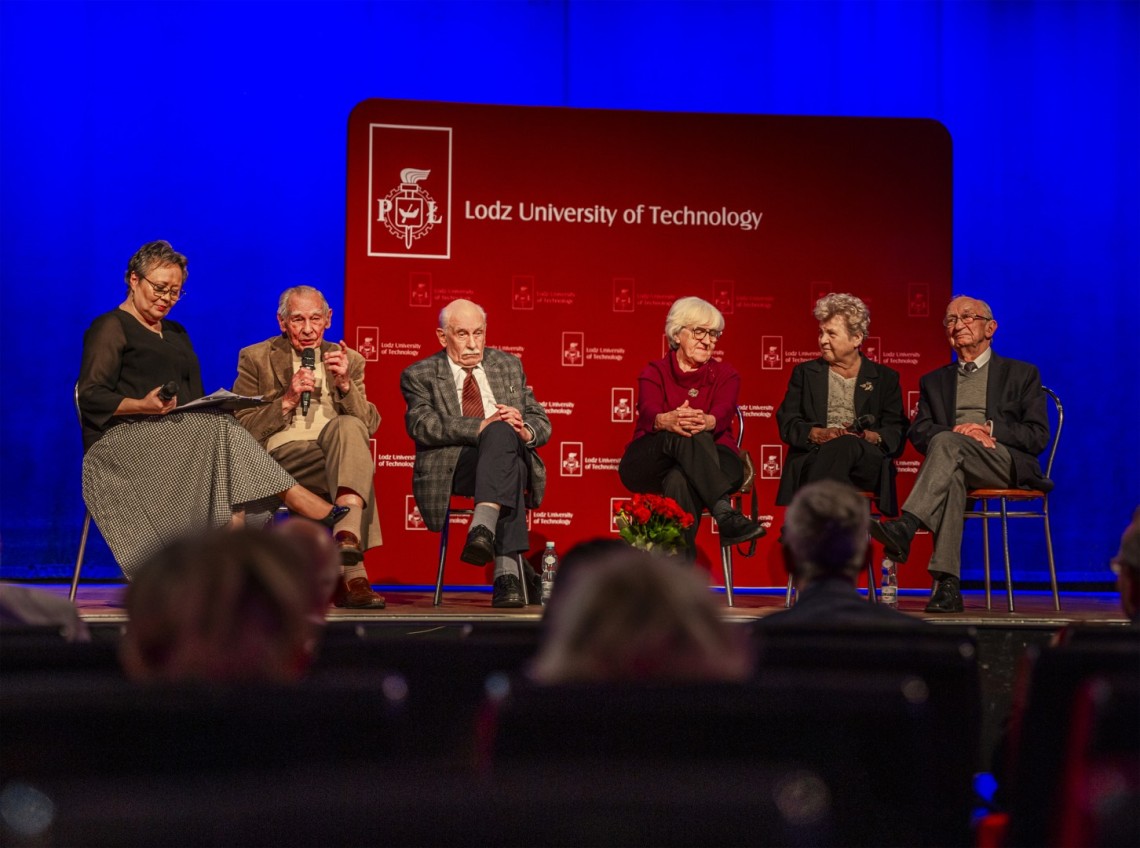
[1,0,1137,584]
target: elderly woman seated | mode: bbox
[78,240,348,581]
[775,293,907,516]
[618,296,765,555]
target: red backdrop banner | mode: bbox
[345,99,951,589]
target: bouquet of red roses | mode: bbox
[613,493,695,555]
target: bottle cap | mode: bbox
[545,541,555,548]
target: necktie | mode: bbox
[961,361,978,374]
[462,368,484,418]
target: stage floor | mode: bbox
[20,581,1129,628]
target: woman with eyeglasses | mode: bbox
[77,240,347,580]
[774,293,908,518]
[618,296,766,555]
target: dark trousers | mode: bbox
[451,421,529,555]
[799,436,883,493]
[618,432,744,550]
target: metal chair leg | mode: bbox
[1043,497,1061,611]
[516,554,530,605]
[433,507,451,607]
[720,544,734,607]
[981,501,992,611]
[69,511,92,603]
[784,574,795,607]
[1000,499,1015,613]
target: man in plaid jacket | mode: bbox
[400,299,551,608]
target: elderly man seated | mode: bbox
[233,285,385,609]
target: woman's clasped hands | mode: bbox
[656,400,711,437]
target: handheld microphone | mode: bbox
[158,381,178,402]
[847,413,876,434]
[300,348,315,414]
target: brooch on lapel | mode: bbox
[860,381,873,392]
[688,388,699,397]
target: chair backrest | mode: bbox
[1006,637,1140,847]
[1,676,409,781]
[1041,386,1063,479]
[485,672,971,845]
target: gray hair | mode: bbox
[438,298,487,330]
[664,297,725,350]
[784,480,870,582]
[530,548,751,684]
[947,295,994,321]
[277,286,330,321]
[813,293,870,339]
[124,240,188,294]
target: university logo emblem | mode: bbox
[377,168,443,250]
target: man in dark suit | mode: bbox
[775,293,908,517]
[234,285,385,610]
[871,295,1051,613]
[757,480,919,628]
[400,299,552,608]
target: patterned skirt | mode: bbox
[82,411,296,579]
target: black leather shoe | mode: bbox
[317,505,351,529]
[924,575,964,613]
[870,518,915,564]
[460,524,495,566]
[717,511,767,546]
[491,574,525,608]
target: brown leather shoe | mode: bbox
[335,531,364,566]
[334,576,386,609]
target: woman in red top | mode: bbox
[618,297,766,555]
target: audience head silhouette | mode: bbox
[530,546,750,684]
[272,517,341,622]
[120,527,316,684]
[783,480,871,584]
[1112,505,1140,622]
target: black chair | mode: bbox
[1051,674,1140,847]
[750,623,983,799]
[1004,637,1140,847]
[1,676,408,783]
[485,672,973,846]
[308,628,540,760]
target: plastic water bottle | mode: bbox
[540,542,558,606]
[881,558,898,608]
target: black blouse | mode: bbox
[77,309,204,451]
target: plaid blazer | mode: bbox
[400,348,551,532]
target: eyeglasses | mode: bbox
[942,312,990,328]
[685,326,723,341]
[141,275,185,302]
